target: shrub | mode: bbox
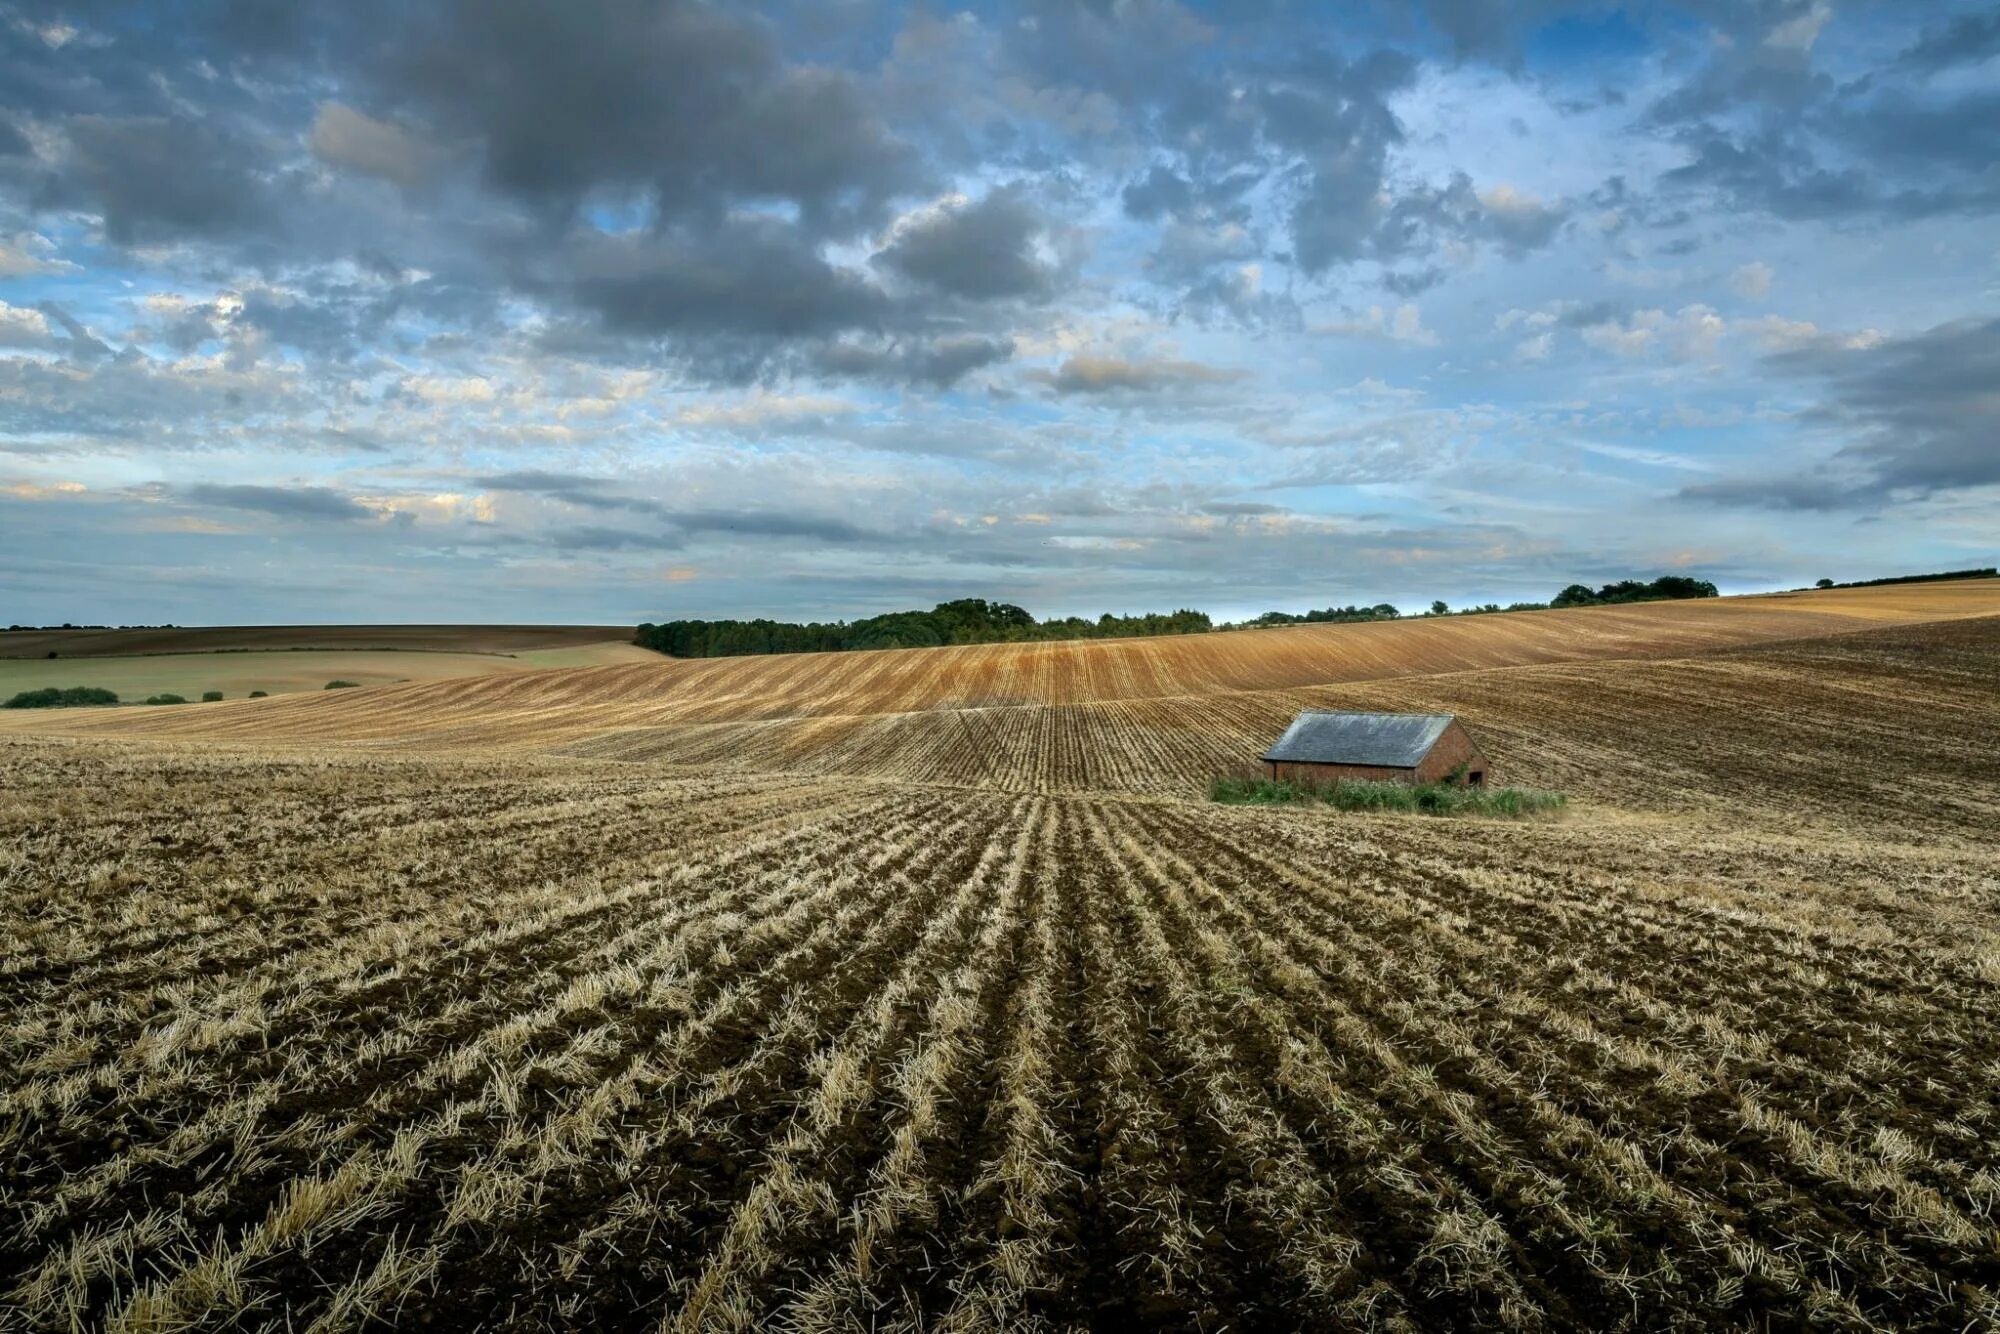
[201,690,224,702]
[248,690,269,698]
[1211,775,1567,819]
[1208,775,1313,804]
[144,693,188,705]
[324,680,360,689]
[3,685,120,708]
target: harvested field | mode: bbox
[13,579,1997,753]
[3,585,1998,1329]
[0,643,657,704]
[0,623,632,660]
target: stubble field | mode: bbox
[3,583,1998,1330]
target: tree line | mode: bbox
[636,598,1213,659]
[1550,575,1719,608]
[634,575,1733,659]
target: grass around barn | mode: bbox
[1211,773,1568,816]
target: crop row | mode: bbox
[4,739,1995,1328]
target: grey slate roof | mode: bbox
[1260,711,1456,768]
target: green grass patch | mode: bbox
[1210,775,1566,818]
[3,685,120,708]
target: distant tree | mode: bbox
[4,686,119,708]
[201,690,224,702]
[248,690,269,698]
[325,680,360,689]
[1815,578,1835,589]
[1429,600,1449,617]
[144,694,187,705]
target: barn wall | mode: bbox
[1270,761,1417,785]
[1415,722,1488,784]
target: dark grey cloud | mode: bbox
[1121,165,1195,221]
[1263,50,1418,274]
[1682,317,2000,510]
[476,469,661,514]
[1676,474,1867,512]
[672,510,875,543]
[39,116,275,246]
[1033,354,1247,396]
[1200,501,1287,517]
[379,0,920,234]
[816,334,1016,388]
[1377,171,1569,263]
[1896,11,2000,72]
[0,112,27,158]
[1836,92,2000,174]
[552,221,889,343]
[183,483,374,521]
[547,524,683,552]
[485,476,879,546]
[874,187,1056,300]
[1802,317,2000,496]
[37,302,114,361]
[1649,4,2000,225]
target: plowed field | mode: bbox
[3,583,1997,1330]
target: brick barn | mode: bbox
[1260,711,1488,786]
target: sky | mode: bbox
[0,0,1995,627]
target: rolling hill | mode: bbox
[3,579,1997,1329]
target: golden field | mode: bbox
[3,581,1997,1330]
[0,625,645,704]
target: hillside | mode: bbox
[22,578,1998,756]
[0,622,630,659]
[4,580,1997,1329]
[0,642,656,704]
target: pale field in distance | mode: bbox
[0,642,657,703]
[2,581,1997,1330]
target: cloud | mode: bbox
[547,524,683,552]
[1577,305,1726,362]
[1121,165,1195,221]
[308,102,441,190]
[1032,354,1247,396]
[671,510,876,543]
[553,221,891,357]
[1682,317,2000,509]
[1311,303,1437,346]
[1731,261,1774,300]
[475,469,660,515]
[0,300,53,347]
[1371,172,1570,270]
[675,394,862,432]
[0,112,28,158]
[874,187,1058,300]
[182,483,375,522]
[477,473,880,545]
[41,116,273,245]
[1896,12,2000,71]
[379,0,919,232]
[815,335,1016,388]
[0,2,1993,620]
[1476,184,1568,258]
[0,233,75,278]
